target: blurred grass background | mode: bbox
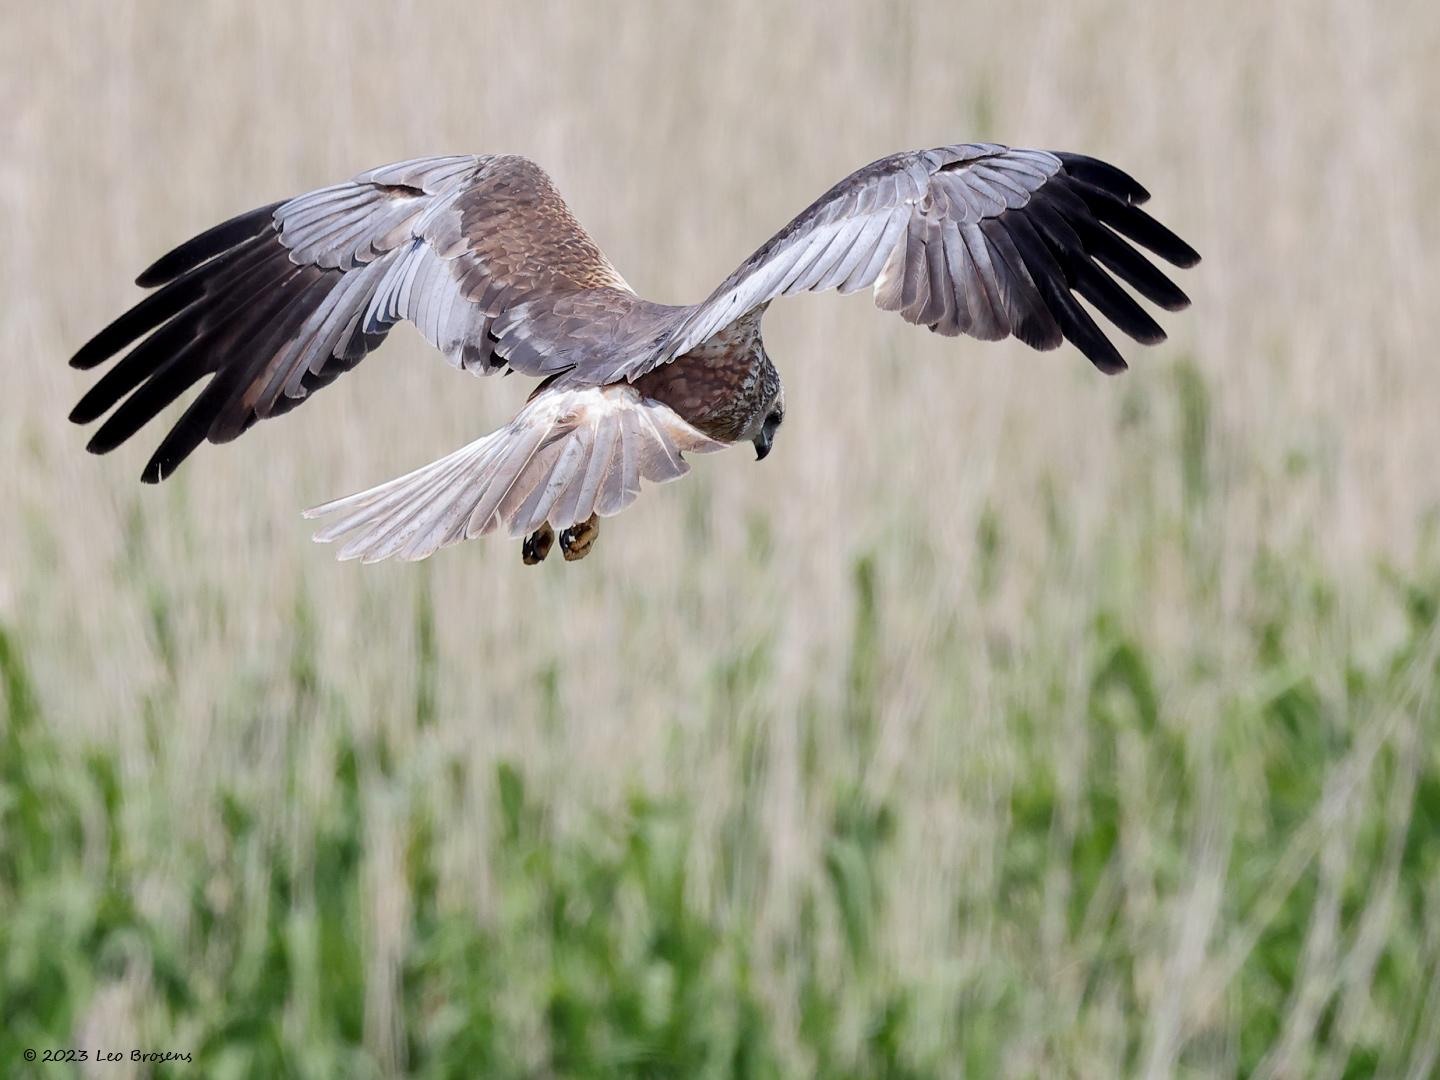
[5,0,1440,1076]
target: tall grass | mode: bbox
[5,1,1440,1076]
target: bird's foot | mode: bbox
[522,523,554,565]
[559,514,600,561]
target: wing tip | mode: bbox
[69,348,103,371]
[84,428,122,458]
[140,446,182,484]
[1171,246,1202,271]
[69,398,100,425]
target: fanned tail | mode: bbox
[304,385,724,563]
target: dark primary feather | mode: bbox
[134,202,282,288]
[1052,153,1151,205]
[72,222,352,480]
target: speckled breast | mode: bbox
[632,313,773,443]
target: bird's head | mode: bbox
[753,384,785,461]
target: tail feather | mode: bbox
[304,385,724,563]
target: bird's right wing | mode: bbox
[628,144,1199,379]
[303,385,723,563]
[70,155,632,482]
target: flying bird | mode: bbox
[70,145,1198,564]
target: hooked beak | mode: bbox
[753,430,772,461]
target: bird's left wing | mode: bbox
[69,155,632,482]
[303,384,723,563]
[630,144,1199,378]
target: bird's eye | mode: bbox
[767,410,782,427]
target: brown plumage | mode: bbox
[69,144,1199,564]
[632,308,776,443]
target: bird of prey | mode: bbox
[70,145,1198,564]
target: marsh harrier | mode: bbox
[70,145,1198,563]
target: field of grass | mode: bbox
[6,1,1440,1076]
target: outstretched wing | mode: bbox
[633,144,1198,378]
[69,155,631,482]
[303,384,723,564]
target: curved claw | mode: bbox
[522,523,554,565]
[559,515,600,561]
